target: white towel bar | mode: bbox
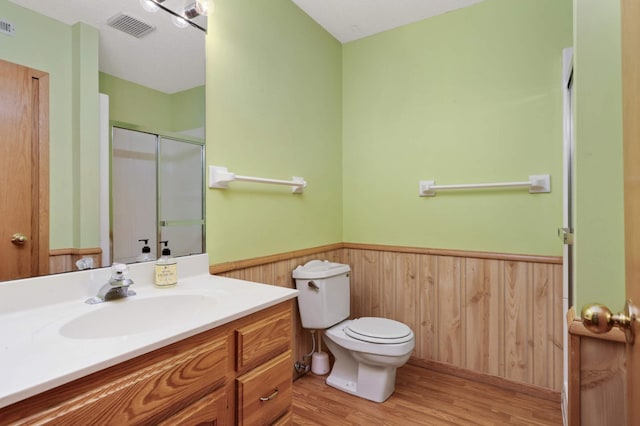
[419,174,550,197]
[209,166,307,193]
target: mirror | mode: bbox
[1,0,206,279]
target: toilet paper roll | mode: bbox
[311,351,330,375]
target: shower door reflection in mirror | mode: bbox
[111,127,204,264]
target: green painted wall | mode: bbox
[342,0,571,256]
[572,0,624,311]
[99,73,205,133]
[171,85,205,133]
[205,0,343,264]
[0,1,99,249]
[72,23,100,248]
[100,73,173,131]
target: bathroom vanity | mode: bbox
[0,254,297,425]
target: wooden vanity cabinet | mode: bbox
[157,387,228,426]
[0,300,294,426]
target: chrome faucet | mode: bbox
[85,263,136,304]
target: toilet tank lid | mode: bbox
[292,260,351,279]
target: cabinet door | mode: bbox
[13,335,228,425]
[158,388,227,426]
[236,351,293,426]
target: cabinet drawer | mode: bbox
[236,351,292,426]
[157,387,227,426]
[236,309,291,372]
[17,335,228,425]
[272,410,292,426]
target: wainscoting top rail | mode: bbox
[208,166,307,194]
[208,242,562,275]
[419,174,550,197]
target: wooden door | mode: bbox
[0,59,49,280]
[621,1,640,424]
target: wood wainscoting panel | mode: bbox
[344,247,563,392]
[464,257,502,377]
[395,253,418,344]
[49,248,102,274]
[417,254,437,362]
[437,256,463,367]
[212,244,563,393]
[504,260,530,385]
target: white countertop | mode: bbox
[0,254,298,409]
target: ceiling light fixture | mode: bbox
[183,0,209,19]
[171,15,190,28]
[139,0,210,31]
[139,0,165,13]
[172,1,211,29]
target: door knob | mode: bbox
[10,233,28,245]
[581,300,637,344]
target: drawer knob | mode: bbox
[259,387,279,402]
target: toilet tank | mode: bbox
[292,260,351,329]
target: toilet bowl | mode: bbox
[293,260,416,403]
[323,317,415,403]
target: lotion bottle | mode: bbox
[155,240,177,287]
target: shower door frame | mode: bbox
[109,122,206,264]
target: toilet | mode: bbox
[293,260,415,403]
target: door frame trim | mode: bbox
[32,70,49,277]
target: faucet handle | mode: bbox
[110,263,133,286]
[111,263,128,278]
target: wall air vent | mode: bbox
[107,13,155,38]
[0,18,16,36]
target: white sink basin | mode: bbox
[60,294,218,339]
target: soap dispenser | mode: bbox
[155,240,177,287]
[136,239,154,262]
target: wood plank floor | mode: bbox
[292,364,563,425]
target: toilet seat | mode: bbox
[344,317,413,344]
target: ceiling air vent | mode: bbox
[107,13,155,38]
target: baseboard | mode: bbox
[408,358,561,403]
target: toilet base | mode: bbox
[323,334,399,403]
[326,361,397,403]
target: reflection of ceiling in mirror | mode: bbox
[9,0,205,94]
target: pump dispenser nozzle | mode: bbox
[159,240,171,256]
[137,238,154,262]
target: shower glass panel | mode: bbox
[111,127,204,264]
[158,137,205,257]
[112,127,158,264]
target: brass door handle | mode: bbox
[259,387,279,402]
[11,233,28,245]
[581,300,637,344]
